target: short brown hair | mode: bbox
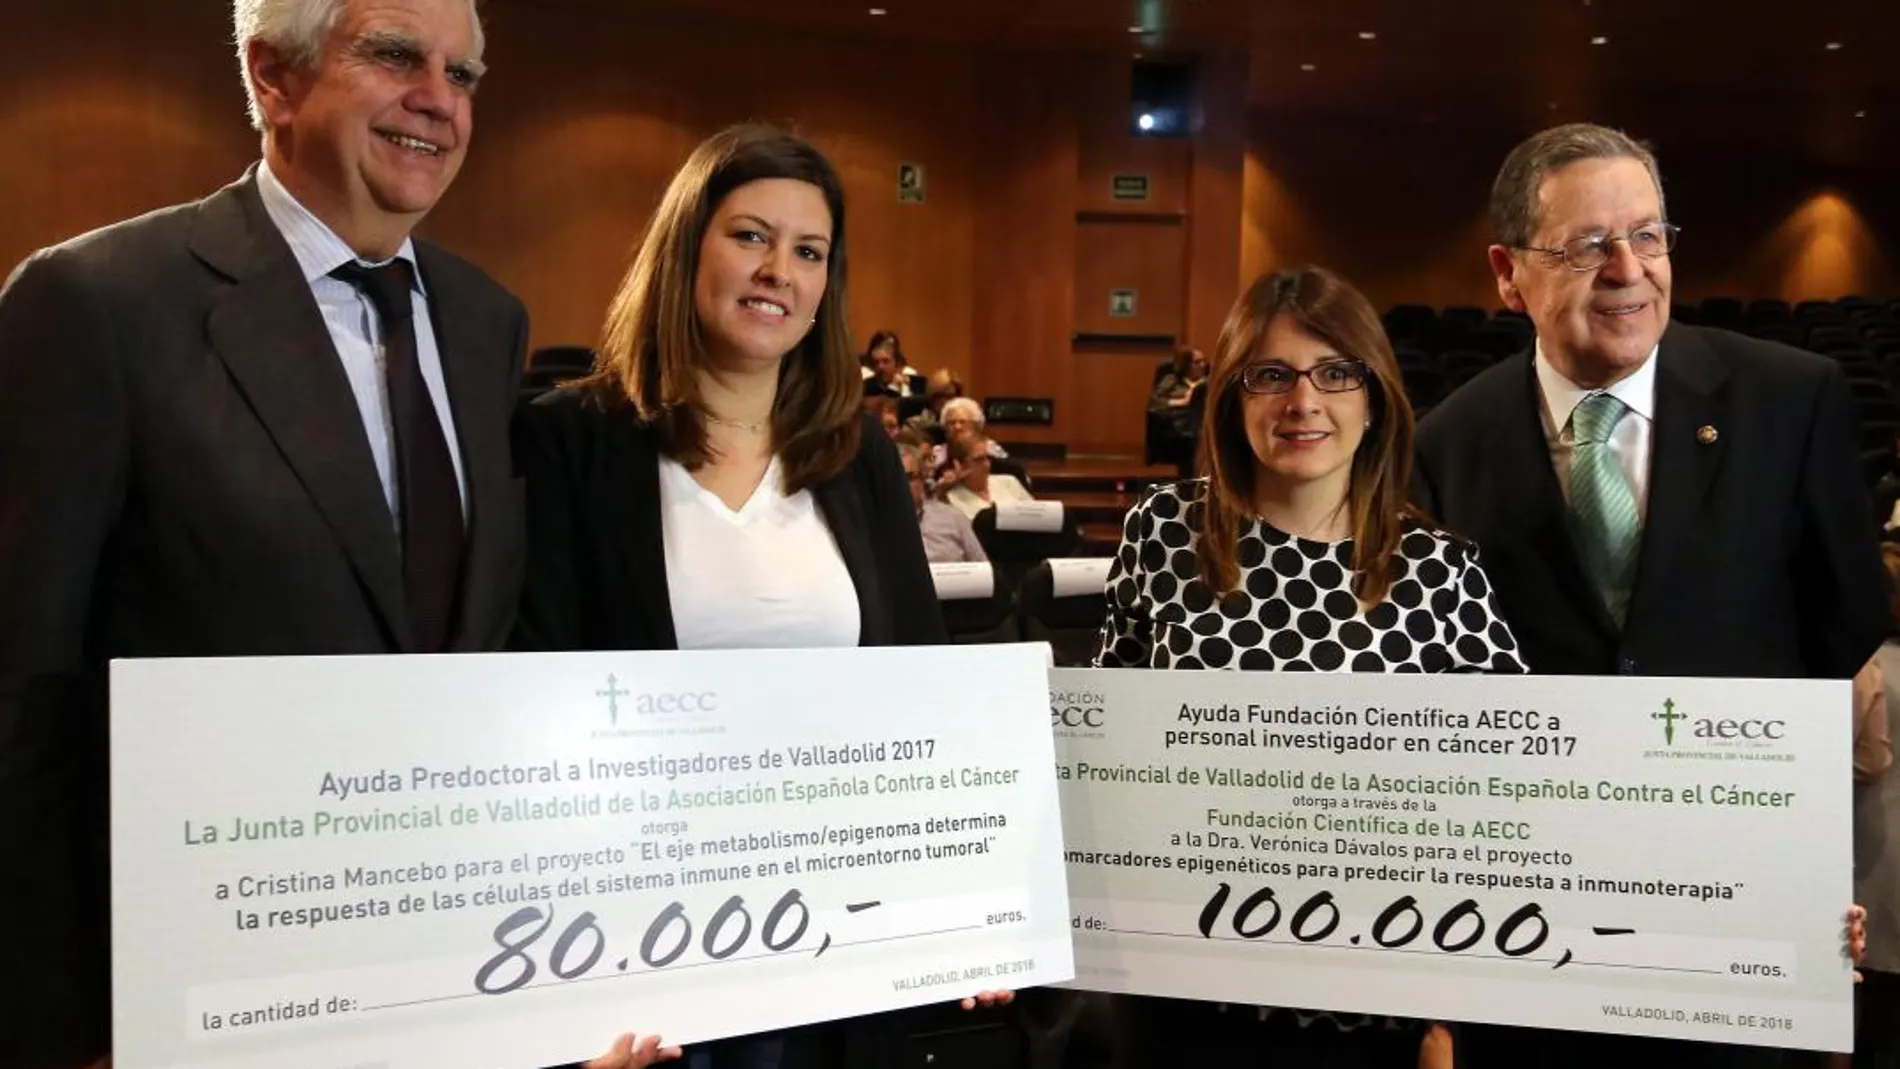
[580,124,860,493]
[948,434,991,465]
[1195,266,1420,607]
[1489,123,1666,249]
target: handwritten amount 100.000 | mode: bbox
[474,888,866,995]
[1198,883,1579,968]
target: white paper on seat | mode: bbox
[930,561,995,600]
[995,500,1064,533]
[1049,557,1114,598]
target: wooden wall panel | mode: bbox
[1241,110,1900,313]
[1074,56,1192,216]
[3,0,1895,463]
[968,50,1080,444]
[1072,221,1186,338]
[1070,349,1167,455]
[1184,53,1249,355]
[436,3,984,372]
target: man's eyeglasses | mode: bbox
[1240,360,1371,396]
[1517,222,1680,272]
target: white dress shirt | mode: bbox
[946,473,1034,520]
[254,159,468,526]
[659,455,861,649]
[1533,341,1659,521]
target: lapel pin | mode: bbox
[1697,425,1719,445]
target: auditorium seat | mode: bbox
[973,504,1080,591]
[1018,559,1112,667]
[930,562,1019,644]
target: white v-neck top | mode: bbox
[658,454,861,650]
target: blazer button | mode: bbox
[1618,657,1637,675]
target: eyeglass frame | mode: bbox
[1514,222,1681,273]
[1238,358,1373,396]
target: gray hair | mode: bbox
[233,0,485,132]
[1489,123,1666,249]
[941,396,985,427]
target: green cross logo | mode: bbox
[597,674,630,726]
[1652,698,1685,745]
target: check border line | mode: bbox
[356,924,993,1012]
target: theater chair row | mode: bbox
[930,556,1112,667]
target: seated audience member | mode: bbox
[943,434,1033,520]
[1150,346,1209,412]
[862,393,900,438]
[863,329,925,397]
[931,395,1008,468]
[900,443,986,563]
[1857,545,1900,1069]
[907,366,963,439]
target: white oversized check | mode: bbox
[109,646,1073,1069]
[1049,668,1854,1051]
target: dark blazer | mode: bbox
[0,171,528,1067]
[512,392,953,1069]
[864,371,929,401]
[513,390,946,652]
[1414,321,1886,680]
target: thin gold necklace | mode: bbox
[704,411,769,434]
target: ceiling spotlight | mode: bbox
[1128,25,1145,33]
[868,6,886,13]
[1826,41,1844,50]
[1358,31,1378,40]
[1137,113,1157,132]
[1856,110,1867,118]
[1590,35,1609,45]
[1300,63,1317,71]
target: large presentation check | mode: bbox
[109,647,1073,1069]
[1049,668,1855,1051]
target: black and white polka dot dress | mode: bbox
[1094,480,1526,674]
[1094,480,1525,1064]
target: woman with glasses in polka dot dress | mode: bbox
[1093,266,1525,1069]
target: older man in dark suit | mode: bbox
[0,1,528,1065]
[1415,123,1887,1068]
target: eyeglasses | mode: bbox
[1240,360,1370,395]
[1518,222,1680,272]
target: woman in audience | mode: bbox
[1093,265,1525,1069]
[513,123,1012,1069]
[1855,545,1900,1069]
[931,396,1008,469]
[943,433,1033,520]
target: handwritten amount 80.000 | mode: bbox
[474,888,864,995]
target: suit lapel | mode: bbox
[416,244,508,650]
[813,456,889,646]
[1628,324,1729,626]
[614,423,681,648]
[193,176,411,648]
[1493,353,1622,641]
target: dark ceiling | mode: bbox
[590,0,1898,167]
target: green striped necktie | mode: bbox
[1567,391,1640,626]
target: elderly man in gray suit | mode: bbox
[0,1,531,1065]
